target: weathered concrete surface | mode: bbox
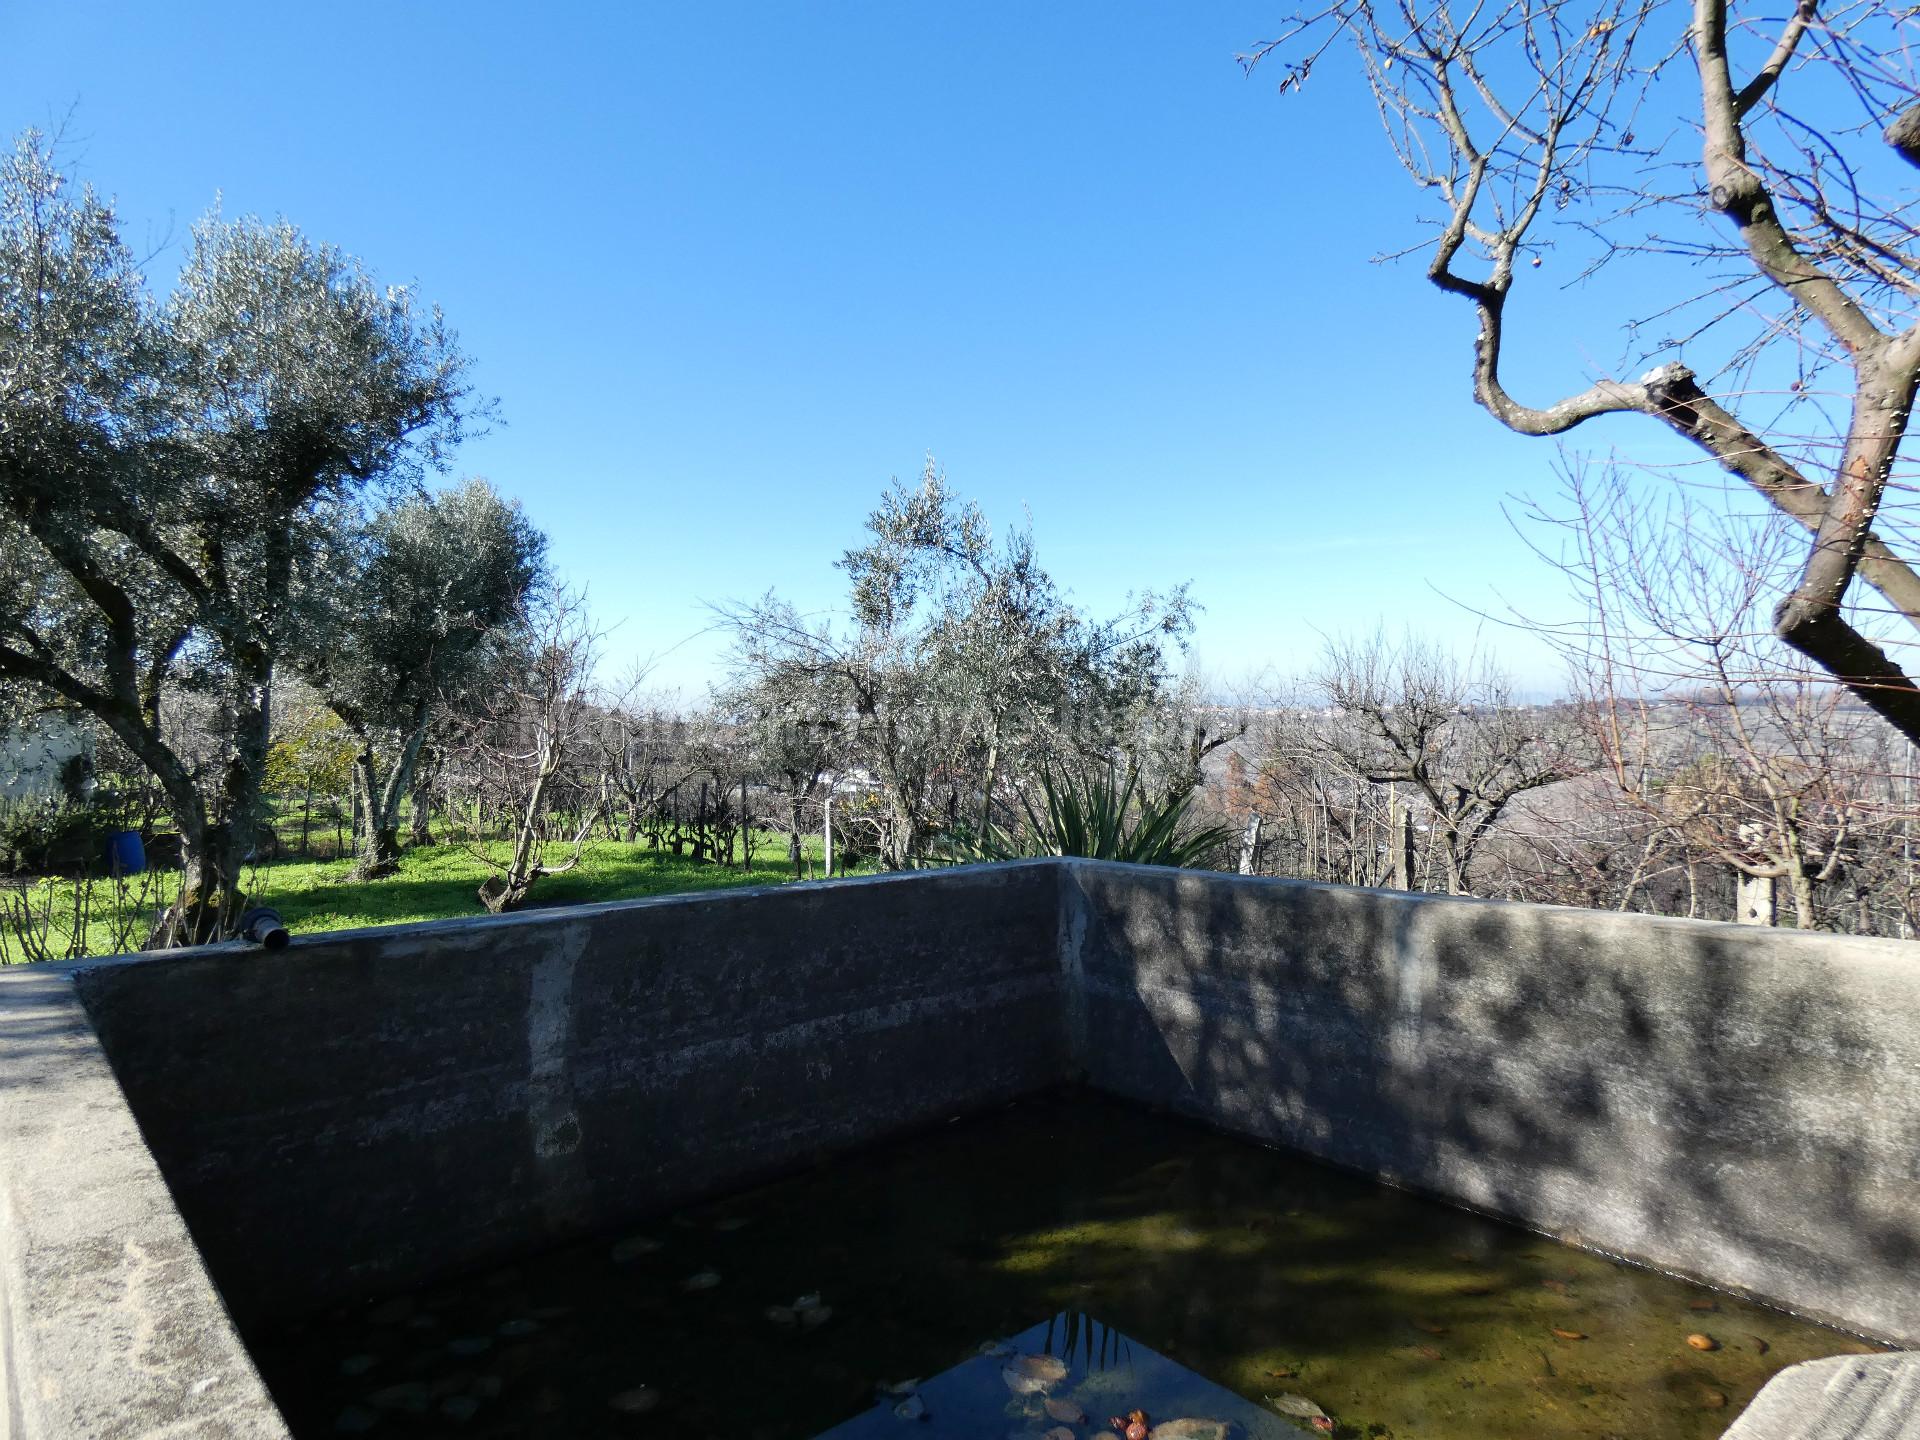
[1724,1354,1920,1438]
[0,964,287,1438]
[5,858,1920,1438]
[74,862,1064,1327]
[1064,861,1920,1346]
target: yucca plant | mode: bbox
[977,763,1232,868]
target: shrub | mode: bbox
[975,765,1232,869]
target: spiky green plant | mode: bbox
[976,764,1231,868]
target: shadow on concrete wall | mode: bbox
[1069,864,1920,1343]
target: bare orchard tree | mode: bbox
[1251,2,1920,741]
[1528,459,1911,927]
[588,669,690,844]
[452,589,601,914]
[1303,635,1595,894]
[725,673,842,878]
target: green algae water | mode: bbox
[249,1094,1886,1440]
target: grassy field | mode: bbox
[0,835,865,964]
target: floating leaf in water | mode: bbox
[977,1341,1013,1358]
[1541,1279,1571,1295]
[1686,1332,1719,1351]
[793,1292,823,1311]
[1410,1318,1448,1335]
[1551,1328,1588,1341]
[1045,1396,1088,1424]
[765,1306,798,1328]
[1265,1367,1299,1379]
[679,1270,721,1293]
[881,1378,921,1397]
[1701,1388,1729,1410]
[1750,1335,1771,1355]
[1268,1393,1332,1424]
[799,1305,833,1330]
[1689,1299,1718,1312]
[609,1236,661,1262]
[1002,1354,1070,1394]
[1412,1344,1443,1361]
[1449,1250,1477,1264]
[714,1216,750,1232]
[892,1394,926,1421]
[1150,1421,1229,1440]
[608,1385,659,1414]
[1045,1428,1076,1440]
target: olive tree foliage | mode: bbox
[295,479,545,878]
[0,133,474,943]
[1249,1,1920,742]
[720,461,1199,869]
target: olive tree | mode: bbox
[722,461,1198,867]
[0,134,473,942]
[297,479,545,878]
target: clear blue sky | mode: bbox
[2,2,1687,697]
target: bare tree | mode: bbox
[452,589,600,914]
[1250,1,1920,741]
[725,675,841,879]
[1528,459,1909,926]
[1302,635,1594,894]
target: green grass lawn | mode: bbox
[0,835,867,964]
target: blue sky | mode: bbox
[1,2,1694,697]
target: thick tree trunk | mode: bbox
[408,756,435,847]
[1788,867,1818,931]
[147,663,274,947]
[348,721,432,879]
[351,748,402,879]
[150,824,247,947]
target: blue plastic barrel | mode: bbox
[106,830,146,876]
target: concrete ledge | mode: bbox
[0,965,286,1439]
[1723,1353,1920,1438]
